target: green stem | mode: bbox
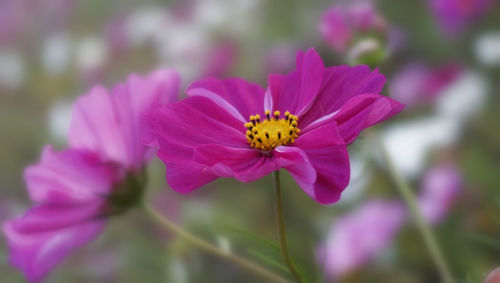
[377,138,454,283]
[273,171,304,283]
[143,204,291,283]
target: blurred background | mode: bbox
[1,0,500,282]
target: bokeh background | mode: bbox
[1,0,500,282]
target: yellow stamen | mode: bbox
[244,110,300,151]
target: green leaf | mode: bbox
[246,249,289,273]
[216,224,280,252]
[467,233,500,250]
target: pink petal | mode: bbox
[187,77,266,122]
[268,48,325,116]
[3,202,106,282]
[300,65,387,128]
[152,96,250,192]
[304,93,404,144]
[161,158,218,194]
[68,69,180,170]
[293,121,350,204]
[153,96,247,154]
[194,144,276,182]
[25,146,123,204]
[274,146,317,190]
[333,93,404,144]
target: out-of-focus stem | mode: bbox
[273,171,304,283]
[144,204,291,283]
[377,138,454,283]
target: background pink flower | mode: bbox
[428,0,493,37]
[418,162,462,224]
[317,200,405,279]
[3,69,180,282]
[318,2,387,53]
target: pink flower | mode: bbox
[428,0,493,37]
[418,163,462,224]
[318,2,387,53]
[3,147,122,282]
[3,69,180,282]
[317,200,405,278]
[69,69,180,171]
[389,63,463,108]
[149,48,403,204]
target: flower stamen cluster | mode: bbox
[244,110,300,151]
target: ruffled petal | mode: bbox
[25,146,123,204]
[322,93,404,144]
[268,48,324,116]
[293,122,350,204]
[3,202,106,282]
[194,144,276,183]
[300,65,386,128]
[187,77,266,122]
[273,146,317,193]
[152,96,250,192]
[152,96,247,153]
[68,69,179,170]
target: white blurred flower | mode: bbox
[126,8,168,46]
[76,36,108,73]
[338,153,371,204]
[41,32,72,75]
[436,71,488,121]
[380,71,488,178]
[381,117,460,178]
[48,100,73,142]
[475,32,500,66]
[0,49,24,91]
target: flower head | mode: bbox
[149,48,403,204]
[3,69,180,282]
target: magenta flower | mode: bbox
[318,2,387,53]
[428,0,493,37]
[3,69,180,282]
[418,163,462,224]
[317,200,405,278]
[149,48,403,204]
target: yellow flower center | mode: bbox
[244,110,300,151]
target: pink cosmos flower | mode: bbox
[428,0,493,37]
[3,69,180,282]
[418,163,462,224]
[318,2,387,53]
[148,48,403,204]
[389,63,463,108]
[317,200,405,278]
